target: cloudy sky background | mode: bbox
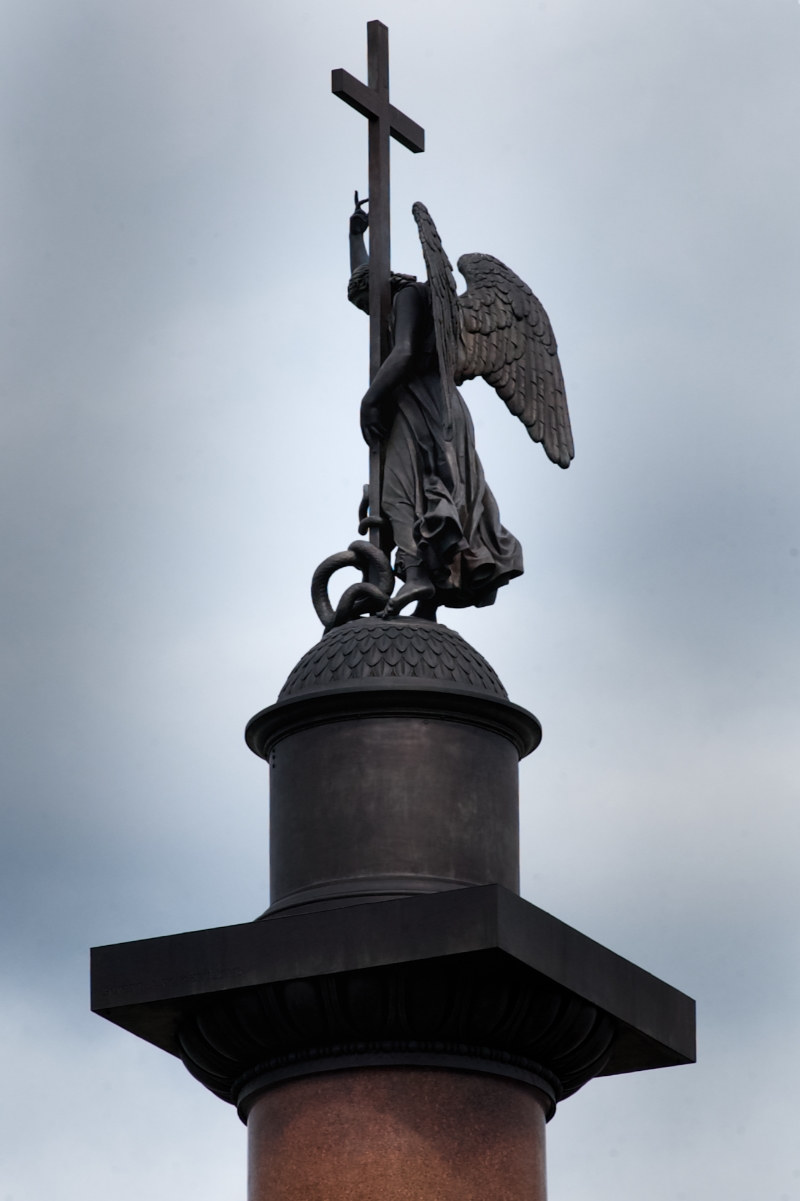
[0,0,798,1197]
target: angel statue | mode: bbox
[311,198,573,630]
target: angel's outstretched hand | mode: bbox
[350,193,369,236]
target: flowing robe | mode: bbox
[382,281,523,609]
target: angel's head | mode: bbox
[347,264,417,314]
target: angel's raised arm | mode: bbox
[349,193,369,274]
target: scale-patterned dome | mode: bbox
[279,617,507,700]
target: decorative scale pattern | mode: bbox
[279,618,507,700]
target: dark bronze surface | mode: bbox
[90,884,696,1091]
[279,618,508,700]
[412,203,574,469]
[266,715,520,913]
[179,947,615,1118]
[311,542,395,631]
[332,21,424,558]
[326,24,575,623]
[331,25,424,383]
[335,203,575,623]
[248,621,535,913]
[326,33,576,624]
[245,681,541,765]
[90,23,696,1151]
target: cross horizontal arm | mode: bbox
[331,69,425,153]
[332,69,379,120]
[388,107,424,154]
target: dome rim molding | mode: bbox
[245,679,542,762]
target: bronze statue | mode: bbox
[312,200,573,630]
[347,199,572,622]
[314,24,573,630]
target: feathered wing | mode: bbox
[411,202,459,439]
[456,253,574,468]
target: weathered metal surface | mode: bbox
[266,715,520,913]
[279,618,508,700]
[179,947,614,1118]
[332,21,424,559]
[90,884,696,1101]
[90,24,696,1147]
[246,682,542,765]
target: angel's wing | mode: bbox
[456,253,574,469]
[411,202,459,439]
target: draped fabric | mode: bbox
[382,282,523,609]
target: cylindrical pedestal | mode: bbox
[241,622,550,1197]
[245,619,541,915]
[268,715,521,911]
[248,1068,548,1201]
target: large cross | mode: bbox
[332,22,425,379]
[333,22,424,551]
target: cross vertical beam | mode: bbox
[367,20,391,383]
[333,23,424,552]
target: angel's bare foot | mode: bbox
[381,567,434,618]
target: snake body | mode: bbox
[311,541,394,631]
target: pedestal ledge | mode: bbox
[91,885,695,1121]
[246,680,542,763]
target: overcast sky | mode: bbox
[0,0,798,1198]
